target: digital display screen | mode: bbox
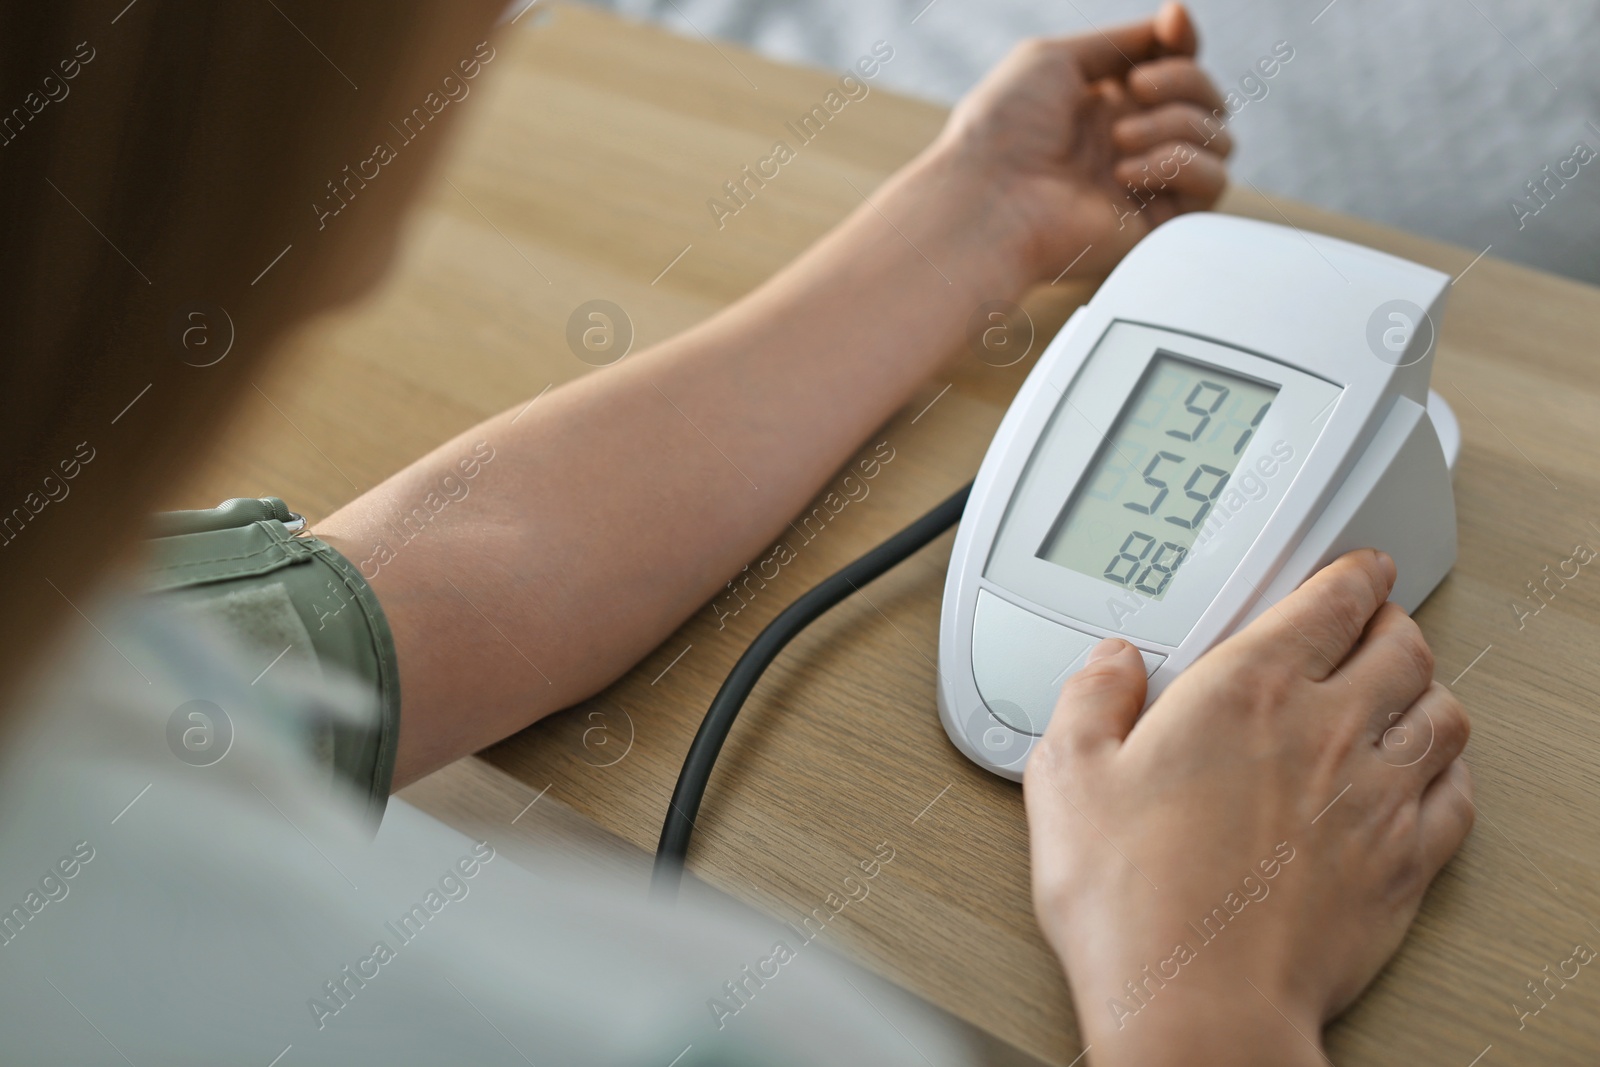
[1037,354,1279,599]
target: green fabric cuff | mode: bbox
[142,498,401,826]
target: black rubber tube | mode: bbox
[651,480,973,900]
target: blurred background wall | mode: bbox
[580,0,1600,285]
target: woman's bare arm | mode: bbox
[316,4,1229,788]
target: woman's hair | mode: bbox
[0,1,499,711]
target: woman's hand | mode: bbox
[1024,550,1473,1067]
[905,1,1232,288]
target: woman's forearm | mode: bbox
[319,144,1039,787]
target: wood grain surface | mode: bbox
[168,5,1600,1064]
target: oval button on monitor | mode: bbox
[985,698,1044,737]
[970,590,1099,737]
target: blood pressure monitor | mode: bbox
[937,214,1461,780]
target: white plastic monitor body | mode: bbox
[937,213,1457,781]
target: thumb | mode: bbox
[1042,638,1149,754]
[1154,2,1198,57]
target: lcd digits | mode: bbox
[1038,356,1277,600]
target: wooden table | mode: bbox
[170,5,1600,1063]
